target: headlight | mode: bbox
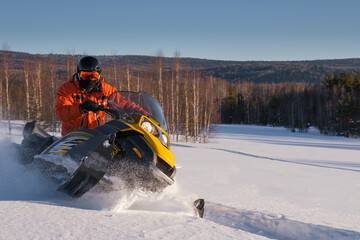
[141,119,168,147]
[141,121,158,135]
[159,132,168,147]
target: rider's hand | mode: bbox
[80,100,99,113]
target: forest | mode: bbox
[1,50,360,142]
[221,73,360,137]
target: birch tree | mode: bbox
[112,56,121,90]
[192,71,200,143]
[126,57,131,91]
[0,52,3,120]
[170,71,175,138]
[174,53,181,142]
[48,54,57,132]
[34,56,43,119]
[2,45,11,134]
[137,72,141,92]
[66,50,76,77]
[203,76,215,143]
[24,57,31,121]
[184,69,190,142]
[156,50,164,107]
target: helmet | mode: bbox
[77,56,101,74]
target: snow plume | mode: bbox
[112,183,196,215]
[64,181,198,216]
[0,137,59,200]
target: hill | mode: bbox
[201,59,360,83]
[1,50,360,83]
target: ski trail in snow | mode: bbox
[172,142,360,172]
[204,202,360,240]
[212,148,360,173]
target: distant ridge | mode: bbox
[1,50,359,83]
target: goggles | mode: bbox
[79,71,100,81]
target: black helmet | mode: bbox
[77,56,101,73]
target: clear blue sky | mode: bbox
[1,0,360,61]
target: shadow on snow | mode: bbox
[205,202,360,240]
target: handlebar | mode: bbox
[98,105,121,119]
[98,105,106,112]
[98,103,148,121]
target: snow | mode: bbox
[1,122,360,239]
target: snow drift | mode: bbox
[1,123,360,239]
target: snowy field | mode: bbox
[1,122,360,239]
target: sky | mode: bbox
[1,0,360,61]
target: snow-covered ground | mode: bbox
[1,122,360,239]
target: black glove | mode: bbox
[80,100,99,113]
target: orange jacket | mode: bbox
[55,74,117,136]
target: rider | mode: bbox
[55,56,149,136]
[55,56,116,136]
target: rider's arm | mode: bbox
[55,85,83,122]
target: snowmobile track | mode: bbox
[204,202,360,240]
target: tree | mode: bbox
[156,50,164,108]
[203,76,215,143]
[2,44,12,134]
[125,57,131,91]
[192,71,200,143]
[48,54,57,133]
[23,56,31,121]
[112,55,121,90]
[0,52,3,120]
[184,68,190,142]
[34,55,43,120]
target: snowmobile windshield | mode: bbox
[107,91,168,132]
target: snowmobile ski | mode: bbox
[194,199,205,218]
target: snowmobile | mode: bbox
[18,91,176,198]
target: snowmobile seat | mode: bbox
[23,120,51,139]
[19,121,57,164]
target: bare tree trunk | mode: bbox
[2,49,11,134]
[193,72,197,143]
[126,58,131,91]
[203,76,214,143]
[0,52,3,120]
[66,51,76,77]
[193,71,200,143]
[66,54,71,77]
[174,54,180,142]
[0,79,2,121]
[171,72,175,139]
[35,56,43,120]
[112,56,120,90]
[24,58,31,121]
[5,69,11,134]
[291,100,295,131]
[184,69,189,142]
[137,72,141,92]
[49,54,56,133]
[203,82,208,142]
[157,51,164,107]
